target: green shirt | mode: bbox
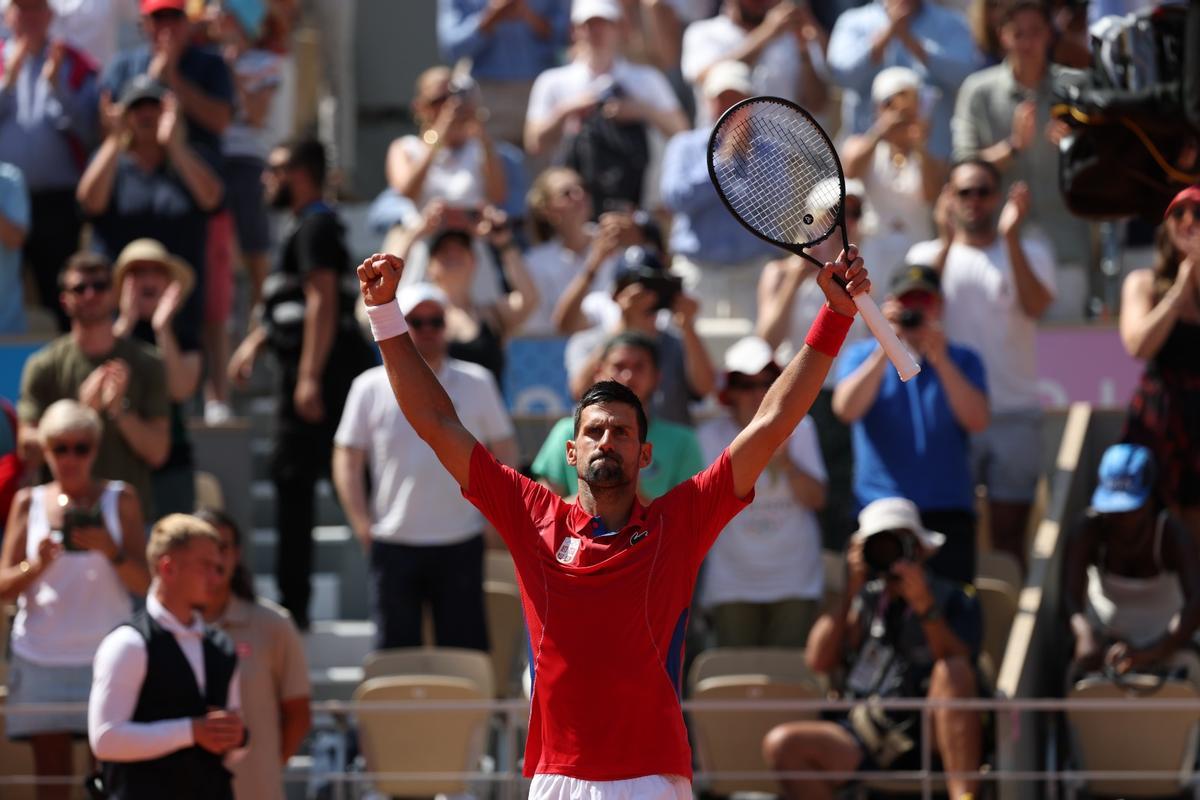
[18,335,169,517]
[531,416,705,500]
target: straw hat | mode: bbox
[113,239,195,300]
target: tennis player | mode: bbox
[356,249,871,799]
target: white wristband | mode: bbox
[365,300,408,342]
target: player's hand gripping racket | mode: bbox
[708,96,920,381]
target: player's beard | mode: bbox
[583,453,630,489]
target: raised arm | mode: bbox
[729,251,870,497]
[357,253,479,487]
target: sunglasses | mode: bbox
[1169,204,1199,221]
[49,441,93,458]
[64,279,112,296]
[955,185,995,199]
[407,315,446,331]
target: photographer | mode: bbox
[386,66,506,210]
[764,497,983,800]
[1063,444,1200,682]
[555,245,716,427]
[0,399,149,800]
[833,265,989,584]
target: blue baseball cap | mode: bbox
[1091,443,1155,513]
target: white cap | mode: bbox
[396,282,449,316]
[571,0,622,24]
[703,61,753,99]
[852,497,946,551]
[871,66,922,106]
[723,336,778,377]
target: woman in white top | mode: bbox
[386,66,507,211]
[0,399,150,800]
[521,167,623,335]
[842,67,946,284]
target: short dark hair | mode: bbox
[999,0,1051,26]
[600,331,660,371]
[193,507,256,602]
[949,157,1002,189]
[573,380,649,443]
[281,136,327,189]
[58,251,111,288]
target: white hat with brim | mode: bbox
[113,239,195,301]
[852,497,946,551]
[871,66,922,106]
[703,61,754,99]
[571,0,622,24]
[397,282,450,316]
[723,336,778,377]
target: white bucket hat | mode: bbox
[852,497,946,551]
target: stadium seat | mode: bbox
[975,577,1019,669]
[690,674,823,796]
[352,675,490,798]
[0,688,91,800]
[484,580,525,698]
[362,647,495,699]
[977,550,1023,594]
[1066,674,1200,798]
[688,647,818,695]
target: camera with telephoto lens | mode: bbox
[862,529,915,575]
[899,308,924,329]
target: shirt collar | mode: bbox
[147,590,206,639]
[565,496,650,536]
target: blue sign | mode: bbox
[0,339,45,405]
[503,337,572,416]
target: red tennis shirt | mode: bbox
[462,443,753,781]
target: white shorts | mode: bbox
[529,773,692,800]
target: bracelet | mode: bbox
[365,299,409,342]
[804,305,854,358]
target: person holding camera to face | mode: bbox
[765,496,984,800]
[832,265,989,585]
[0,399,150,800]
[556,245,716,427]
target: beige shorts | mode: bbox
[530,773,692,800]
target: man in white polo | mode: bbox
[332,282,517,651]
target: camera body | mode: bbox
[898,308,925,330]
[862,529,915,575]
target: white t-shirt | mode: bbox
[395,135,489,209]
[697,415,826,606]
[48,0,138,68]
[906,236,1056,412]
[333,362,514,545]
[224,48,284,161]
[681,14,826,127]
[520,239,617,337]
[526,58,681,208]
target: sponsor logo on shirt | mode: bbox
[629,530,649,547]
[556,536,582,565]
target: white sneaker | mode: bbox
[204,400,232,426]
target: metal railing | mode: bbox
[3,694,1199,799]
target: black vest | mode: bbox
[100,608,237,800]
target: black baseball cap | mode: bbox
[120,75,167,107]
[889,264,941,297]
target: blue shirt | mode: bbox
[0,40,99,191]
[836,338,987,511]
[0,161,29,334]
[827,0,980,158]
[438,0,569,82]
[660,127,776,265]
[101,44,234,167]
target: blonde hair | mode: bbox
[146,513,220,566]
[527,167,585,244]
[37,399,101,446]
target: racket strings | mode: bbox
[710,101,844,247]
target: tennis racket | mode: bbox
[708,96,920,382]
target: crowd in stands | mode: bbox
[0,0,1194,796]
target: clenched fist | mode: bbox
[357,253,406,307]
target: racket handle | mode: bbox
[852,293,921,382]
